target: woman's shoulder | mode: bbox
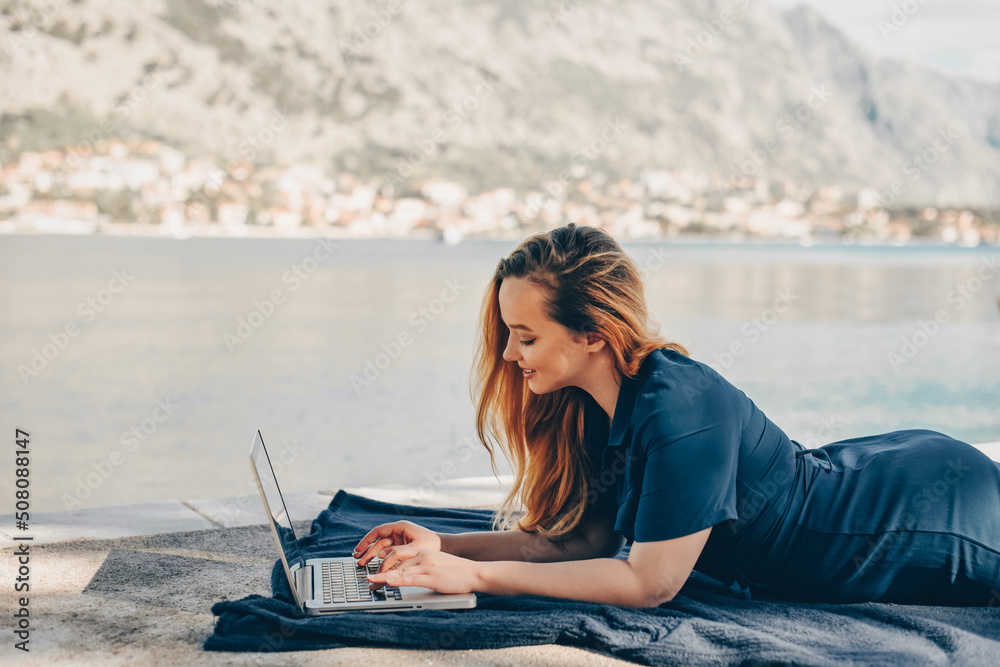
[639,348,736,399]
[632,348,746,431]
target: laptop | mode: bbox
[249,429,478,614]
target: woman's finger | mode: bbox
[384,572,433,588]
[354,525,406,563]
[375,548,403,572]
[353,521,409,551]
[353,539,380,564]
[366,557,401,589]
[374,546,419,573]
[352,525,391,554]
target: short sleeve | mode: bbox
[631,369,742,542]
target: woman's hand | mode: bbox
[366,546,480,595]
[352,520,442,566]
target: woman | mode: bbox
[357,223,1000,607]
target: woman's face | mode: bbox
[498,277,591,393]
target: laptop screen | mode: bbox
[249,431,305,572]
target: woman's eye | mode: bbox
[521,339,535,346]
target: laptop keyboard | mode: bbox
[320,558,402,604]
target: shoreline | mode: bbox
[1,222,999,249]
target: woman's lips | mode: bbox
[522,368,535,378]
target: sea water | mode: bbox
[1,234,997,512]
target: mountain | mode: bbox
[1,0,998,206]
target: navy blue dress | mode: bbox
[583,348,1000,605]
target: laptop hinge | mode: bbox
[296,562,313,603]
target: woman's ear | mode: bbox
[584,332,607,351]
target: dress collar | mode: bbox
[606,351,656,449]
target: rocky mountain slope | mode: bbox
[1,0,998,205]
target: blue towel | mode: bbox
[204,490,1000,664]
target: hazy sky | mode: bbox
[764,0,1000,83]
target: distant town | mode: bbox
[1,138,997,245]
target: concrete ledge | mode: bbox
[185,491,336,529]
[0,500,216,546]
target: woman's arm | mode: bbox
[353,508,622,566]
[441,499,625,562]
[355,496,625,565]
[370,525,714,608]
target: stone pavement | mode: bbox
[0,475,637,665]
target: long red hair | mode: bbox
[468,223,688,538]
